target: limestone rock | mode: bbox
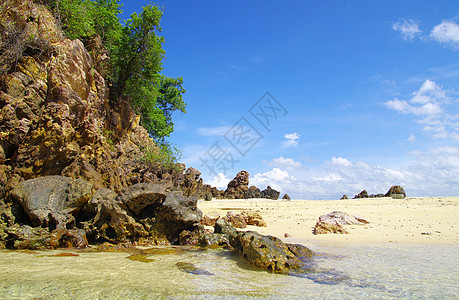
[11,176,94,229]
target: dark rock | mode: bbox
[175,262,214,275]
[340,195,348,200]
[116,182,172,216]
[203,192,212,201]
[198,233,230,248]
[353,190,369,199]
[260,186,280,200]
[224,171,250,199]
[153,191,202,243]
[282,194,291,200]
[243,186,261,199]
[385,185,406,199]
[82,188,148,244]
[229,231,314,274]
[214,218,237,237]
[11,176,94,229]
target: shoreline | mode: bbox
[198,196,459,245]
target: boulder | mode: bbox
[200,211,220,226]
[229,231,314,274]
[241,210,267,227]
[116,182,172,216]
[313,211,368,235]
[340,194,348,200]
[385,185,406,199]
[11,176,94,229]
[282,194,291,200]
[82,188,148,244]
[260,186,280,200]
[223,211,247,229]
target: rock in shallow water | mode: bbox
[229,230,314,274]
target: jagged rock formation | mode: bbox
[223,170,250,199]
[353,190,369,199]
[260,186,280,200]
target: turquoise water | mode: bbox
[0,242,457,299]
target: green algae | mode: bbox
[126,254,154,263]
[175,262,214,275]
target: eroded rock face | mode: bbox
[224,171,250,199]
[11,176,94,229]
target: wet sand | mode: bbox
[198,196,459,245]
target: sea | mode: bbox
[0,241,457,299]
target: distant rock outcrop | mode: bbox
[353,190,369,199]
[385,185,406,199]
[260,186,280,200]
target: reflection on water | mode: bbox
[0,243,457,299]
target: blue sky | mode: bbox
[120,1,459,199]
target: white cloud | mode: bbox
[283,132,300,147]
[250,146,459,199]
[384,80,458,140]
[206,172,231,189]
[327,156,353,168]
[392,19,422,40]
[407,134,416,143]
[196,126,232,136]
[430,20,459,48]
[266,156,303,171]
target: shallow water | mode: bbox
[0,242,457,299]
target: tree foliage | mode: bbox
[42,0,186,143]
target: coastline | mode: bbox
[198,196,459,245]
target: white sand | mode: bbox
[198,197,459,245]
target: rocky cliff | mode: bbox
[0,0,214,249]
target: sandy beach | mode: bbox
[198,197,459,245]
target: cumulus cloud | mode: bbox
[392,19,422,40]
[430,20,459,48]
[197,126,232,136]
[266,156,302,171]
[206,172,231,189]
[384,80,458,140]
[407,134,416,143]
[283,132,300,147]
[250,146,459,199]
[327,156,353,167]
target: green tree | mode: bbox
[42,0,186,143]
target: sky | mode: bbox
[120,0,459,199]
